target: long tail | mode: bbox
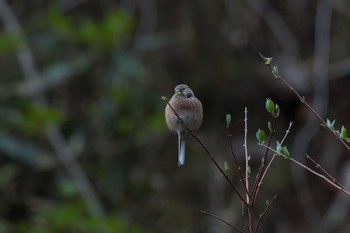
[177,131,186,167]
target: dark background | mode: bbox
[0,0,350,232]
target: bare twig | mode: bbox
[200,210,245,233]
[262,145,350,196]
[243,108,254,233]
[227,123,248,193]
[281,121,293,144]
[254,194,278,233]
[306,154,349,191]
[243,108,250,202]
[289,157,350,195]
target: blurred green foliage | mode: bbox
[0,1,350,233]
[20,103,65,135]
[0,33,17,53]
[47,8,134,50]
[15,201,149,233]
[0,3,150,233]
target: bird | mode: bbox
[165,84,203,167]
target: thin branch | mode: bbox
[262,145,350,196]
[250,118,277,205]
[306,154,349,191]
[255,121,294,199]
[243,107,250,202]
[243,108,254,233]
[260,154,276,185]
[200,210,245,233]
[165,100,248,205]
[254,194,278,233]
[281,121,293,144]
[259,53,350,153]
[289,157,350,195]
[227,125,248,193]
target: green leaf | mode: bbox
[274,104,280,118]
[265,98,280,118]
[272,65,279,78]
[161,96,168,101]
[175,91,183,97]
[256,128,265,145]
[276,141,290,158]
[281,146,290,158]
[268,121,272,132]
[247,166,251,177]
[226,114,231,128]
[265,98,275,115]
[331,119,336,128]
[326,118,336,129]
[276,141,282,153]
[340,126,348,140]
[224,161,230,175]
[258,53,273,65]
[265,57,273,65]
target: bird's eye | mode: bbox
[186,93,192,98]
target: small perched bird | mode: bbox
[165,84,203,167]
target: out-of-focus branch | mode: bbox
[200,210,245,233]
[245,0,299,56]
[0,56,93,100]
[121,0,158,52]
[328,1,350,78]
[0,0,105,222]
[330,58,350,79]
[290,0,332,225]
[254,194,278,233]
[329,0,350,22]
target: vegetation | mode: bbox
[1,0,350,233]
